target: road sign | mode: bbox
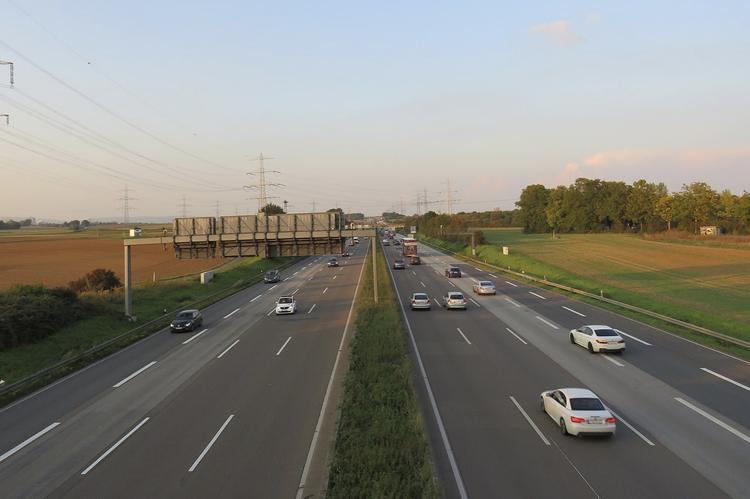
[410,225,417,234]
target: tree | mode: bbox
[260,203,284,215]
[625,180,664,232]
[68,269,122,293]
[545,186,567,238]
[516,184,550,233]
[675,182,719,233]
[655,195,675,231]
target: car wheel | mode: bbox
[560,418,568,436]
[588,342,595,354]
[570,333,575,344]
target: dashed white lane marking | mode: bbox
[113,361,157,388]
[182,329,209,345]
[276,336,292,356]
[309,276,314,281]
[601,355,624,367]
[505,297,521,308]
[292,288,300,295]
[284,277,291,281]
[223,308,240,319]
[308,304,317,314]
[615,329,652,346]
[0,422,60,464]
[250,294,262,303]
[433,298,441,307]
[332,275,337,280]
[456,328,472,345]
[323,287,328,294]
[420,281,426,288]
[188,415,234,472]
[81,417,150,475]
[269,284,278,290]
[267,307,275,316]
[505,280,518,287]
[505,327,527,345]
[217,340,240,359]
[529,291,547,300]
[607,408,655,446]
[474,267,482,271]
[562,306,586,317]
[293,271,298,276]
[535,316,559,330]
[700,368,750,393]
[675,398,750,444]
[488,273,498,278]
[509,396,550,446]
[469,298,481,307]
[412,271,416,276]
[448,281,457,288]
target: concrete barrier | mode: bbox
[200,271,214,284]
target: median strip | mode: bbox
[113,361,157,388]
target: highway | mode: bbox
[384,238,750,499]
[0,242,368,498]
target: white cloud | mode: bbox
[530,20,585,47]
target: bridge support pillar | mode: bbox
[124,244,133,317]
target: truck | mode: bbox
[402,237,418,257]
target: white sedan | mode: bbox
[275,296,296,315]
[570,325,625,353]
[541,388,616,437]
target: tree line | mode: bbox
[516,179,750,234]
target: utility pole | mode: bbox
[244,153,283,212]
[118,185,135,224]
[0,60,13,87]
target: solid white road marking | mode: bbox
[505,297,521,308]
[0,422,60,464]
[113,361,157,388]
[188,415,234,472]
[535,316,559,330]
[675,397,750,444]
[469,298,481,307]
[323,287,328,294]
[223,308,240,319]
[529,291,547,300]
[601,355,624,367]
[505,280,518,287]
[276,337,292,356]
[488,273,498,278]
[182,329,209,345]
[505,327,528,345]
[606,408,655,446]
[217,340,240,359]
[562,306,586,317]
[308,304,317,314]
[81,418,150,475]
[700,368,750,393]
[250,294,262,303]
[615,329,652,346]
[456,328,472,345]
[269,284,278,290]
[509,396,550,446]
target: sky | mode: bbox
[1,1,749,220]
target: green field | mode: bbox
[447,230,750,343]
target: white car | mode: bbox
[382,239,391,246]
[472,280,496,295]
[275,296,296,315]
[541,388,616,437]
[443,292,467,310]
[410,292,431,310]
[570,325,625,353]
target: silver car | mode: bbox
[410,292,431,310]
[472,280,496,295]
[443,292,467,310]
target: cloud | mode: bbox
[586,11,601,24]
[530,20,585,47]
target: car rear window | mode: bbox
[594,329,618,337]
[480,281,493,286]
[414,294,428,300]
[449,293,464,299]
[569,398,605,411]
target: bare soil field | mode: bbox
[0,237,221,290]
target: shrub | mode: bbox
[69,268,122,293]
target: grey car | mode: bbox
[264,269,280,283]
[393,259,406,269]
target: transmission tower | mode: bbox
[439,179,460,215]
[0,60,13,87]
[243,153,284,212]
[118,185,135,224]
[215,200,221,219]
[179,195,190,218]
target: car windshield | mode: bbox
[569,398,605,411]
[594,329,618,337]
[176,312,192,319]
[414,294,428,300]
[278,297,293,304]
[265,271,276,276]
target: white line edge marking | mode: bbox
[296,240,369,499]
[188,415,234,472]
[615,329,652,346]
[322,287,328,294]
[469,298,480,307]
[276,337,292,356]
[250,294,262,302]
[562,306,586,317]
[675,397,750,444]
[509,396,550,446]
[456,328,472,345]
[529,291,547,300]
[381,251,469,499]
[700,368,750,392]
[217,340,240,359]
[607,408,655,446]
[308,304,317,314]
[535,316,559,329]
[182,329,208,345]
[505,297,521,308]
[505,280,518,287]
[81,417,150,475]
[601,355,624,367]
[113,361,157,388]
[505,327,528,345]
[292,288,300,295]
[0,422,60,464]
[223,308,240,319]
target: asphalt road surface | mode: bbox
[384,237,750,499]
[0,242,368,498]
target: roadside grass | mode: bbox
[0,257,295,394]
[420,233,750,359]
[327,243,438,498]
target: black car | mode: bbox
[328,258,339,267]
[410,255,421,265]
[445,266,462,278]
[264,269,280,283]
[393,259,406,269]
[170,309,203,332]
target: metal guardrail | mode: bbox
[420,238,750,350]
[0,259,300,399]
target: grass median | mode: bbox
[327,243,438,498]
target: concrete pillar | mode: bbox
[372,237,378,303]
[124,244,132,317]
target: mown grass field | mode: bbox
[474,230,750,342]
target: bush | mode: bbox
[0,285,83,350]
[69,268,122,293]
